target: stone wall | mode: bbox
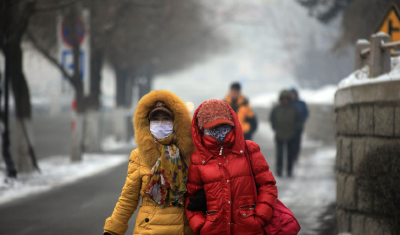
[335,80,400,235]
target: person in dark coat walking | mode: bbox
[290,88,309,163]
[270,90,302,177]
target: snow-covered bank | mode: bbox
[0,154,128,205]
[251,85,337,108]
[101,135,136,152]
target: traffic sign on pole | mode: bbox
[58,9,90,96]
[376,3,400,42]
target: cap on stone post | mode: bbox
[369,32,391,78]
[355,39,371,71]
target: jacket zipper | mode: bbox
[219,145,226,165]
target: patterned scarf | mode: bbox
[145,134,188,208]
[204,124,233,143]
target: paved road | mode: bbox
[0,156,138,235]
[0,118,334,235]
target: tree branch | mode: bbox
[123,0,165,9]
[25,30,73,83]
[35,0,81,12]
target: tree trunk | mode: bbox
[83,48,103,152]
[8,41,31,119]
[1,0,37,175]
[7,33,33,174]
[87,48,103,111]
[113,67,134,142]
[115,67,128,108]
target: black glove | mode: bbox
[186,189,207,211]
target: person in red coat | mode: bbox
[185,99,278,235]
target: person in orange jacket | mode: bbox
[224,82,258,140]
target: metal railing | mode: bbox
[355,32,400,78]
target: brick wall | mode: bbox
[335,81,400,235]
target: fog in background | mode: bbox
[13,0,354,111]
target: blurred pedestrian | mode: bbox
[290,88,309,163]
[103,90,195,235]
[185,99,277,235]
[224,82,258,140]
[270,90,302,177]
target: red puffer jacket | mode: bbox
[185,101,278,235]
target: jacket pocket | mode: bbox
[200,210,220,235]
[135,206,156,232]
[238,205,256,219]
[236,206,263,234]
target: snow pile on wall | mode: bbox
[251,85,337,108]
[338,56,400,89]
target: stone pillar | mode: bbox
[369,33,391,78]
[355,39,371,70]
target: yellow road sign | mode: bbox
[376,3,400,42]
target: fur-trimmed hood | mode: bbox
[133,90,194,168]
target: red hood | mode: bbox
[191,100,245,164]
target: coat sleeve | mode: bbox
[269,107,276,130]
[247,141,278,224]
[302,101,309,122]
[245,104,258,135]
[185,161,206,235]
[295,107,303,131]
[104,150,141,235]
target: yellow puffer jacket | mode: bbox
[104,90,195,235]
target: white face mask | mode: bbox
[150,121,174,140]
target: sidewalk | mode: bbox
[253,121,336,235]
[0,136,136,206]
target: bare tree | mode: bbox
[295,0,354,23]
[336,0,398,47]
[1,0,37,176]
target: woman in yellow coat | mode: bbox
[103,90,195,235]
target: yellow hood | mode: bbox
[133,90,194,168]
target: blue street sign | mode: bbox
[61,49,85,80]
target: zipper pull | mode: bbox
[219,146,223,155]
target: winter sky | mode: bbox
[1,0,344,110]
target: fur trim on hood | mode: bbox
[133,90,194,168]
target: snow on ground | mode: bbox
[338,56,400,89]
[101,135,136,152]
[0,154,127,205]
[277,147,336,235]
[255,119,335,234]
[251,85,337,108]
